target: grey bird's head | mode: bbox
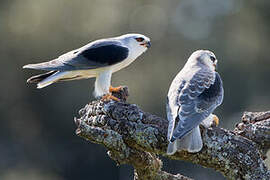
[187,50,218,71]
[116,33,151,59]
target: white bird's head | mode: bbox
[188,50,218,71]
[117,33,151,58]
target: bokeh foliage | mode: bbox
[1,0,270,179]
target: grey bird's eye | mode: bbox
[210,56,216,62]
[135,37,144,42]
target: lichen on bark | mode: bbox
[74,87,270,180]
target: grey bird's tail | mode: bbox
[167,126,202,155]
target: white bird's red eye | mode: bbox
[135,37,144,42]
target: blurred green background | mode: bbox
[1,0,270,179]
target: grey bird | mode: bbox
[23,33,151,100]
[166,50,224,155]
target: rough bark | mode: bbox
[74,87,270,180]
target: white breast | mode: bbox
[110,57,136,73]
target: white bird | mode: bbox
[166,50,224,155]
[23,33,151,101]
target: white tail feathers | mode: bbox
[23,65,30,69]
[167,141,178,155]
[187,126,203,152]
[23,64,42,70]
[37,81,54,89]
[37,71,69,89]
[167,126,203,155]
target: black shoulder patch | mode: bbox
[81,44,129,65]
[198,72,222,101]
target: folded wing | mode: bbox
[23,41,129,71]
[167,70,223,142]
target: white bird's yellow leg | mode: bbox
[101,94,120,102]
[109,86,123,93]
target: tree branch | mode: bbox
[74,87,270,180]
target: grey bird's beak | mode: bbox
[141,41,151,48]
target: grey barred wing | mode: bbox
[170,70,223,142]
[167,79,186,141]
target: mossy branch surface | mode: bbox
[74,87,270,180]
